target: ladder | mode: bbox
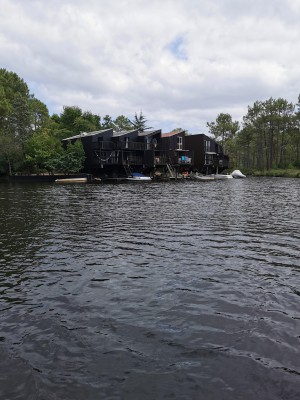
[123,164,132,177]
[166,163,176,179]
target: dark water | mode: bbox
[0,178,299,400]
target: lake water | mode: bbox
[0,177,300,400]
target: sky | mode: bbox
[1,0,300,134]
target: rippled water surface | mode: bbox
[0,178,300,399]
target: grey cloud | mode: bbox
[1,0,299,133]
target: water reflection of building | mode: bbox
[62,129,229,178]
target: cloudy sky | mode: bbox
[1,0,299,133]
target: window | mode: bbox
[146,137,151,150]
[177,136,182,150]
[205,153,214,165]
[205,140,211,152]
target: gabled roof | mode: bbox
[112,130,139,137]
[62,129,113,141]
[138,129,161,137]
[162,130,185,138]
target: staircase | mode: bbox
[123,164,132,177]
[166,163,176,179]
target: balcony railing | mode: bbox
[93,141,156,151]
[154,155,192,166]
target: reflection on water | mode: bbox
[0,178,300,399]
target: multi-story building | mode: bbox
[185,133,229,174]
[62,130,228,178]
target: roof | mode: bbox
[138,129,161,137]
[62,129,113,141]
[112,130,138,137]
[162,130,185,138]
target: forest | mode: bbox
[207,98,300,175]
[0,68,299,176]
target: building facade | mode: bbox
[185,133,229,174]
[62,130,229,178]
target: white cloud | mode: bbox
[1,0,299,133]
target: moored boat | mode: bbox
[231,170,246,178]
[194,174,215,181]
[214,174,233,179]
[126,172,152,181]
[55,177,88,183]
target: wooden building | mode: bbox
[62,128,163,178]
[63,129,229,179]
[158,130,193,177]
[185,133,229,174]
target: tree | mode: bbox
[131,112,152,132]
[0,86,11,130]
[290,95,300,167]
[0,70,33,151]
[24,129,63,174]
[102,114,114,129]
[29,96,50,131]
[55,106,102,137]
[238,98,295,171]
[57,141,85,174]
[59,106,83,132]
[207,113,239,151]
[0,133,22,174]
[6,92,32,150]
[0,68,29,101]
[113,115,133,131]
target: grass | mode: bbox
[250,169,300,178]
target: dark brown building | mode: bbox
[185,133,229,174]
[63,129,229,178]
[63,128,163,178]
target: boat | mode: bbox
[194,174,215,181]
[55,177,88,183]
[126,172,152,181]
[212,167,233,179]
[213,174,233,179]
[231,169,246,178]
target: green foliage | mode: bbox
[233,98,297,171]
[0,86,11,129]
[29,96,50,131]
[0,69,51,174]
[252,168,300,178]
[57,141,85,174]
[113,115,133,131]
[54,106,102,137]
[0,68,29,101]
[24,130,85,174]
[0,133,23,174]
[102,114,114,129]
[59,106,83,131]
[24,129,63,173]
[207,113,239,150]
[131,112,152,132]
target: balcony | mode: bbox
[177,156,192,165]
[94,141,151,151]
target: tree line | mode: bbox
[207,97,300,172]
[1,68,299,175]
[0,69,151,175]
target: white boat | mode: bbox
[231,169,246,178]
[126,172,152,181]
[55,177,88,183]
[194,174,215,181]
[214,174,233,179]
